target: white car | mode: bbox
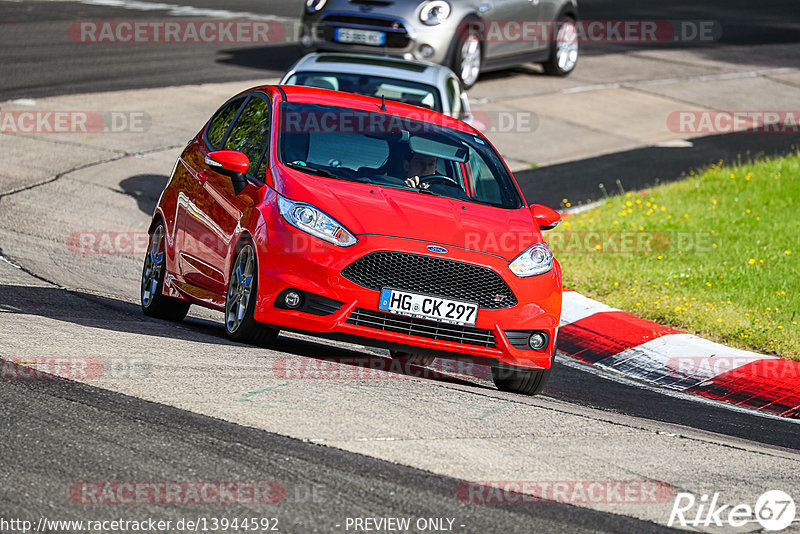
[280,53,484,129]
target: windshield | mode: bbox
[285,71,441,113]
[279,103,523,209]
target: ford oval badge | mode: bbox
[426,245,448,254]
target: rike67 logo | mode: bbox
[669,490,796,531]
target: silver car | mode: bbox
[280,53,483,127]
[300,0,579,88]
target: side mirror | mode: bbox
[530,204,561,231]
[205,150,250,195]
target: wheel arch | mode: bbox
[555,0,579,21]
[227,229,255,279]
[147,209,180,273]
[445,13,483,69]
[147,211,164,233]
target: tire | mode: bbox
[492,364,551,396]
[451,23,482,89]
[141,222,191,321]
[542,16,579,76]
[225,238,278,346]
[390,350,435,367]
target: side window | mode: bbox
[468,149,502,205]
[447,77,462,118]
[224,95,271,181]
[206,97,245,149]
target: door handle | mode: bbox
[197,170,208,184]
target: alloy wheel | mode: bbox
[459,33,481,87]
[141,225,165,307]
[555,20,579,73]
[226,244,255,333]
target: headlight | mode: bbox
[509,243,553,277]
[306,0,327,13]
[419,0,451,25]
[277,195,357,247]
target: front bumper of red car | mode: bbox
[252,220,562,371]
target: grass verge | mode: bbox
[551,152,799,360]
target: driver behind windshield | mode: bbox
[402,149,438,189]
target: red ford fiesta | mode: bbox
[141,85,562,395]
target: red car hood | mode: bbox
[274,167,541,260]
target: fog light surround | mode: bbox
[528,331,549,351]
[419,44,435,59]
[284,290,303,309]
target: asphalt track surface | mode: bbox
[1,370,680,533]
[2,1,800,532]
[2,0,800,101]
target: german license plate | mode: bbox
[335,28,386,46]
[379,288,478,327]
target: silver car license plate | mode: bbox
[335,28,386,46]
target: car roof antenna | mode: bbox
[379,94,387,111]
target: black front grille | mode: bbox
[324,15,405,29]
[341,251,517,309]
[346,308,496,347]
[304,294,345,315]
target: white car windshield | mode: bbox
[285,71,441,112]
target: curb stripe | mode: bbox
[560,291,619,324]
[599,333,772,390]
[560,290,800,418]
[687,360,800,417]
[559,311,681,363]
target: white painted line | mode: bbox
[560,291,619,325]
[653,139,694,148]
[0,255,22,269]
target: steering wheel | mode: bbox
[418,174,461,188]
